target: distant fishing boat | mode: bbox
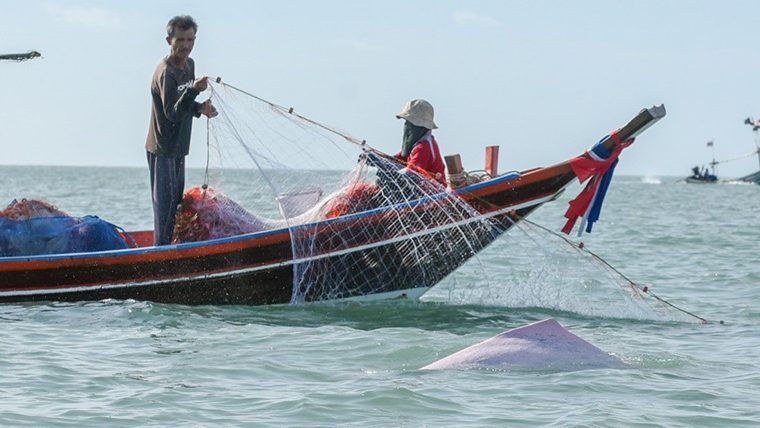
[736,170,760,184]
[685,140,719,184]
[685,164,718,184]
[735,118,760,184]
[686,119,760,185]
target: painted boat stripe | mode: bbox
[0,193,557,298]
[0,173,527,265]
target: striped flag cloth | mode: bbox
[562,131,634,236]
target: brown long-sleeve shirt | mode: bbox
[145,56,201,157]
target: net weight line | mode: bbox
[519,217,719,325]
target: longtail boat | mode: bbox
[736,118,760,184]
[687,119,760,185]
[0,106,665,305]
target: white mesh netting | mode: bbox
[176,84,707,322]
[183,80,514,304]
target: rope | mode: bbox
[214,78,367,149]
[519,217,719,325]
[447,170,496,188]
[447,172,467,186]
[713,148,759,165]
[206,83,284,197]
[203,116,210,189]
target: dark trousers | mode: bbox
[147,151,185,246]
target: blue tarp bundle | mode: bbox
[0,215,129,257]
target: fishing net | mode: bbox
[179,81,707,322]
[183,80,514,303]
[423,215,706,323]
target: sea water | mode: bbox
[1,166,759,427]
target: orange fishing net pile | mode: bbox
[0,199,69,220]
[321,182,379,218]
[172,183,382,244]
[172,186,271,243]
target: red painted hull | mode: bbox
[0,163,576,305]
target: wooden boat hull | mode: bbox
[685,176,718,184]
[0,106,666,305]
[0,168,572,305]
[737,170,760,184]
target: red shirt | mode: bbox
[398,133,447,187]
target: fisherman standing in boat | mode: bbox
[145,15,218,246]
[395,99,447,187]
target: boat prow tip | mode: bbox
[649,104,667,118]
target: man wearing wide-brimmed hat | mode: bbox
[395,99,447,187]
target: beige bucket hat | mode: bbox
[396,98,438,130]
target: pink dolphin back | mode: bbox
[422,318,626,371]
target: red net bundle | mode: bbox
[321,182,379,218]
[172,183,382,244]
[1,199,69,220]
[172,186,276,243]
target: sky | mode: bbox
[2,0,760,177]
